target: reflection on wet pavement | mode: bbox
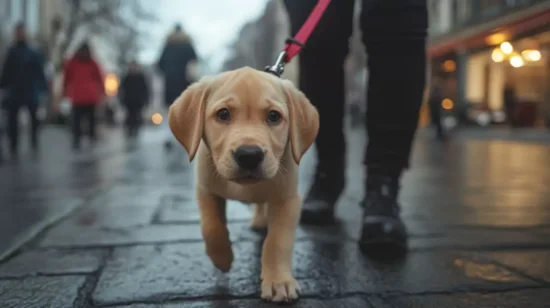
[0,127,550,307]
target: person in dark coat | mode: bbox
[0,22,48,157]
[119,60,150,138]
[157,24,198,148]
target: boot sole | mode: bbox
[359,216,408,258]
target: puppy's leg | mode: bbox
[260,196,301,302]
[197,189,233,272]
[250,203,268,231]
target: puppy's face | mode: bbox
[169,67,319,184]
[204,70,289,183]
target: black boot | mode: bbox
[359,175,407,255]
[300,168,345,225]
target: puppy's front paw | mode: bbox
[205,237,233,273]
[261,273,301,303]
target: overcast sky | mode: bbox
[140,0,269,71]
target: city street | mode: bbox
[1,125,550,307]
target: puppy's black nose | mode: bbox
[233,146,265,170]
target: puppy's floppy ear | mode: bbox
[168,77,210,161]
[281,79,319,164]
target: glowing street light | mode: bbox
[521,49,541,62]
[491,48,505,62]
[510,55,524,68]
[500,42,513,54]
[441,98,454,110]
[151,113,163,125]
[105,73,119,97]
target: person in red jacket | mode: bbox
[63,41,105,150]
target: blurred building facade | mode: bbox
[0,0,68,55]
[221,0,298,83]
[428,0,550,127]
[1,0,41,58]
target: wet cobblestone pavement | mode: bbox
[1,126,550,307]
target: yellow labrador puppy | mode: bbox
[168,67,319,302]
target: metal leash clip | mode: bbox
[264,51,287,78]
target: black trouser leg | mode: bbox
[361,0,428,177]
[86,105,97,141]
[72,106,83,147]
[284,0,354,174]
[126,107,141,137]
[26,103,39,149]
[7,104,21,154]
[284,0,355,223]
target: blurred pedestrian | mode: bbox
[284,0,428,255]
[119,60,150,139]
[63,41,105,150]
[157,23,198,149]
[428,74,445,140]
[0,22,48,158]
[503,80,517,127]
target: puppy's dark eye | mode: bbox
[216,108,231,121]
[267,110,282,124]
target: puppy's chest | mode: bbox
[214,183,269,204]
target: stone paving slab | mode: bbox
[369,289,550,308]
[0,276,86,308]
[116,297,371,307]
[64,204,159,228]
[39,223,208,248]
[0,197,84,261]
[482,250,550,283]
[91,242,537,306]
[155,199,253,224]
[0,249,106,278]
[3,127,550,307]
[38,204,550,250]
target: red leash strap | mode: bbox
[265,0,331,77]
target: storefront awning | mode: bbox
[428,5,550,58]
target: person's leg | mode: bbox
[87,105,97,142]
[132,107,142,137]
[26,103,40,151]
[283,0,355,224]
[71,106,83,149]
[7,104,20,156]
[360,0,428,252]
[123,106,132,137]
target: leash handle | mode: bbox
[264,0,331,77]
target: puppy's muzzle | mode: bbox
[233,146,265,171]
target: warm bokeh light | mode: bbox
[491,48,505,62]
[105,74,119,97]
[485,32,508,45]
[441,98,454,110]
[521,49,541,62]
[152,113,163,125]
[442,60,456,72]
[510,55,524,68]
[500,42,513,54]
